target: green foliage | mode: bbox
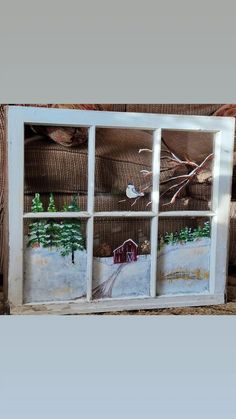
[43,221,61,249]
[59,221,84,263]
[47,193,57,212]
[28,193,46,247]
[27,194,85,262]
[63,195,80,212]
[28,221,47,248]
[60,195,84,263]
[202,221,211,237]
[31,193,44,212]
[164,232,178,245]
[178,227,193,243]
[44,194,61,248]
[159,221,211,248]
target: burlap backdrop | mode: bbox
[1,103,236,279]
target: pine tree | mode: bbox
[27,193,46,248]
[28,221,47,248]
[59,195,84,263]
[42,193,61,249]
[63,195,81,212]
[59,222,84,263]
[202,221,211,237]
[43,221,61,249]
[178,227,191,243]
[47,193,57,212]
[31,193,44,212]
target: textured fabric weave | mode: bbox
[2,103,236,278]
[25,129,187,196]
[126,104,223,115]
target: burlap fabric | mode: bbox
[2,103,236,279]
[23,194,193,253]
[126,104,223,116]
[30,104,103,147]
[187,183,212,202]
[25,129,187,197]
[24,194,190,214]
[0,106,5,277]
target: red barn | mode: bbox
[113,239,138,264]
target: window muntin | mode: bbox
[7,106,235,312]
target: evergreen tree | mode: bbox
[202,221,211,237]
[159,221,211,250]
[31,193,44,212]
[59,196,85,264]
[28,221,47,248]
[43,221,61,249]
[178,227,191,243]
[47,193,57,212]
[42,193,61,249]
[28,193,46,247]
[63,195,81,212]
[164,232,178,245]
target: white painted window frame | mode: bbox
[6,106,235,314]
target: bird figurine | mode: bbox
[126,182,144,199]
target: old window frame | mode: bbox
[6,106,235,314]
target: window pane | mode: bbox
[92,217,151,299]
[159,130,214,212]
[94,128,153,212]
[24,124,89,212]
[157,217,211,295]
[23,218,87,303]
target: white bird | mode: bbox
[126,182,144,199]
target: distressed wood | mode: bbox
[3,106,9,302]
[9,293,225,315]
[94,211,155,217]
[150,129,161,297]
[86,126,96,300]
[210,128,235,295]
[24,210,215,218]
[7,108,24,306]
[23,211,91,218]
[7,105,232,131]
[6,106,235,314]
[159,211,215,217]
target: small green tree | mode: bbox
[164,232,174,245]
[179,227,192,243]
[28,221,47,248]
[59,195,85,264]
[43,221,61,249]
[47,193,57,212]
[160,222,211,248]
[164,231,178,245]
[42,193,61,249]
[63,195,81,212]
[28,193,46,247]
[202,221,211,237]
[31,193,44,212]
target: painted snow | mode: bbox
[92,255,151,299]
[157,237,210,295]
[24,237,210,302]
[92,238,210,298]
[24,246,87,303]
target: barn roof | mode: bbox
[113,239,138,253]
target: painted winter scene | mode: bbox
[24,193,211,303]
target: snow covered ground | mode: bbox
[93,255,151,298]
[157,237,210,295]
[24,237,210,303]
[24,246,87,303]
